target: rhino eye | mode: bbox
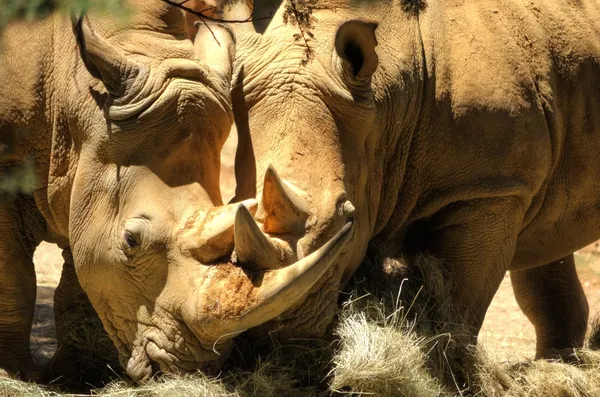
[121,218,150,256]
[124,231,138,248]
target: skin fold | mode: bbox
[226,0,599,356]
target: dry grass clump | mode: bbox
[3,244,600,396]
[330,309,442,396]
[94,375,236,397]
[331,247,471,396]
[44,297,122,393]
[0,375,61,397]
[474,347,600,396]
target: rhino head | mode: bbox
[66,4,350,381]
[224,1,422,337]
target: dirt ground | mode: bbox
[30,131,600,365]
[479,249,600,359]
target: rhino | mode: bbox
[225,0,600,358]
[0,0,351,382]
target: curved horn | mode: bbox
[224,221,353,334]
[181,199,257,263]
[259,164,309,234]
[234,203,284,270]
[72,16,142,97]
[194,21,235,81]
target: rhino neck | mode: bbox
[367,6,427,243]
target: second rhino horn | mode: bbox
[234,204,285,271]
[259,165,310,234]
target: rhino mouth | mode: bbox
[102,305,226,382]
[125,330,220,381]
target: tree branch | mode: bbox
[288,0,313,65]
[160,0,268,23]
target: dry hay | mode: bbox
[47,300,122,390]
[2,246,600,396]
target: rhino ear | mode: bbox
[72,16,141,97]
[194,22,236,82]
[335,20,379,80]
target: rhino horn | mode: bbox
[194,22,235,81]
[72,16,142,97]
[187,199,257,263]
[259,165,310,234]
[234,204,285,270]
[222,221,353,335]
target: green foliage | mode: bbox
[0,0,125,29]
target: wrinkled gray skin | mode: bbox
[229,0,599,357]
[0,1,244,381]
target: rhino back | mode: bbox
[408,0,600,267]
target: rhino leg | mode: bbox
[49,249,119,388]
[511,254,589,359]
[0,195,45,381]
[405,197,525,388]
[419,197,525,335]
